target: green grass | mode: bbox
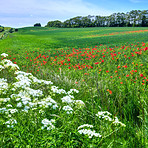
[0,27,148,147]
[0,27,148,50]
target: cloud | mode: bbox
[0,0,112,27]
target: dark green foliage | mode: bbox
[34,23,41,27]
[0,26,4,32]
[46,10,148,28]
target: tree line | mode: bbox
[45,10,148,28]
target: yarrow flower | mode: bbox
[73,100,85,108]
[41,118,55,130]
[1,53,8,57]
[112,117,126,127]
[96,111,112,121]
[1,59,19,70]
[61,96,73,104]
[0,65,5,71]
[5,119,17,128]
[78,129,101,138]
[78,124,93,130]
[63,105,73,114]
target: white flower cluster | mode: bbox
[67,89,79,95]
[51,86,67,94]
[1,59,19,70]
[1,53,8,57]
[38,96,58,109]
[62,105,73,114]
[78,124,102,138]
[0,54,83,131]
[61,95,74,104]
[41,118,55,130]
[78,124,93,129]
[0,107,7,113]
[73,100,85,108]
[112,117,126,127]
[25,87,43,97]
[96,111,113,121]
[29,75,53,85]
[96,111,126,127]
[5,119,17,128]
[0,97,10,103]
[0,78,8,95]
[0,65,5,71]
[13,76,31,89]
[78,129,102,138]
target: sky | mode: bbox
[0,0,148,28]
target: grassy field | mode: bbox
[0,27,148,147]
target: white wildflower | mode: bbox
[0,98,10,102]
[0,107,7,113]
[51,86,66,94]
[78,129,101,138]
[52,104,58,109]
[73,100,85,108]
[63,105,73,114]
[16,98,21,101]
[21,96,31,105]
[8,109,18,114]
[7,104,12,108]
[96,111,113,121]
[1,53,8,57]
[61,96,73,104]
[25,87,43,97]
[0,81,8,94]
[5,119,17,128]
[67,89,79,95]
[28,102,36,108]
[0,78,7,83]
[78,124,93,130]
[1,59,19,70]
[15,71,32,76]
[112,117,126,127]
[41,80,53,85]
[45,96,57,104]
[24,106,30,111]
[41,118,55,130]
[17,102,22,107]
[0,65,5,71]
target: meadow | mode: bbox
[0,27,148,147]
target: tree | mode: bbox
[45,10,148,28]
[34,23,41,27]
[45,20,63,27]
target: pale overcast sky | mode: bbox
[0,0,147,28]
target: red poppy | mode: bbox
[95,62,99,64]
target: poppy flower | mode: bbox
[109,90,112,94]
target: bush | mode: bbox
[34,23,41,27]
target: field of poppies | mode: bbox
[0,27,148,147]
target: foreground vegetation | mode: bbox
[0,27,148,147]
